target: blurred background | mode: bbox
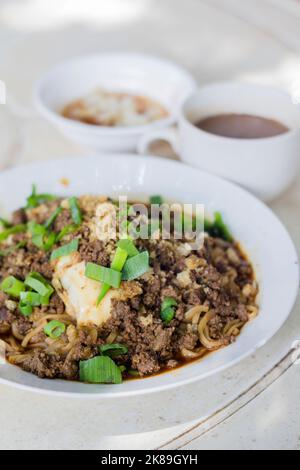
[1,0,300,167]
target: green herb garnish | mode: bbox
[205,212,233,242]
[27,221,56,251]
[99,343,128,357]
[0,224,27,243]
[44,207,62,230]
[117,239,139,258]
[44,320,66,339]
[26,184,56,209]
[24,272,54,305]
[121,251,150,281]
[50,238,79,261]
[160,297,177,325]
[85,263,122,289]
[96,247,130,304]
[0,276,25,298]
[150,195,163,205]
[56,224,79,242]
[79,356,122,384]
[69,197,82,225]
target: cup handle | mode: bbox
[137,127,180,155]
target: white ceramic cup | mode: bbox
[138,82,300,201]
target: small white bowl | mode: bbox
[34,53,196,153]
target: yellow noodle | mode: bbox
[247,305,258,320]
[223,320,245,337]
[26,342,47,349]
[45,338,73,354]
[21,322,47,348]
[7,353,31,364]
[0,338,17,353]
[11,321,25,341]
[88,328,98,344]
[180,347,207,359]
[223,319,241,335]
[185,305,209,323]
[63,342,80,364]
[198,311,224,349]
[6,335,21,351]
[21,314,74,349]
[106,330,118,344]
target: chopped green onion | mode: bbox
[213,212,233,242]
[85,263,122,289]
[50,238,79,261]
[96,247,129,304]
[69,197,82,225]
[24,272,54,301]
[0,276,25,298]
[28,221,56,251]
[161,306,176,324]
[26,184,56,209]
[150,195,163,205]
[0,224,27,243]
[79,356,122,384]
[122,251,150,281]
[99,343,128,357]
[117,239,139,258]
[27,221,45,236]
[20,291,42,307]
[205,212,233,242]
[111,247,128,272]
[97,284,111,304]
[44,207,62,230]
[44,320,66,339]
[204,218,214,233]
[161,297,177,311]
[56,224,79,242]
[161,296,177,324]
[32,231,56,251]
[19,291,43,316]
[19,302,33,317]
[119,365,127,373]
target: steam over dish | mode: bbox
[0,189,258,384]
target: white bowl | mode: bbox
[34,53,197,152]
[0,155,298,398]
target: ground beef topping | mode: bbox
[0,196,258,382]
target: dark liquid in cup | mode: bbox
[194,113,289,139]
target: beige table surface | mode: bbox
[0,0,300,450]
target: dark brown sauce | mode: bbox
[194,113,289,139]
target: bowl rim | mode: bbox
[34,52,197,136]
[0,154,298,398]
